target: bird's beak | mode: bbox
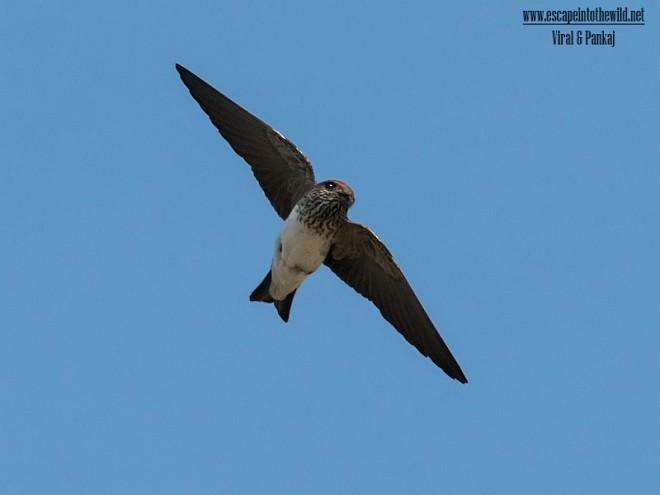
[341,192,355,206]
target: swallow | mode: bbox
[176,64,467,383]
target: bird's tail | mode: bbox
[249,271,297,322]
[250,271,274,303]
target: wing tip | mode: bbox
[430,354,468,384]
[441,361,468,384]
[175,63,197,86]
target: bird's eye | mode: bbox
[325,182,336,190]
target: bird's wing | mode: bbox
[176,64,316,220]
[324,221,467,383]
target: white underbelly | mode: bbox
[269,208,333,300]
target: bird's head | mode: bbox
[317,179,355,209]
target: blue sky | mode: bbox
[2,1,659,493]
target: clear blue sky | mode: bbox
[2,1,659,493]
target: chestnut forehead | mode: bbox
[322,179,354,195]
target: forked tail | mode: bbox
[249,271,297,322]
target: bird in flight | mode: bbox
[176,64,467,383]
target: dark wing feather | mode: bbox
[325,221,467,383]
[176,64,315,219]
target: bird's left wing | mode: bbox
[324,221,467,383]
[176,64,316,220]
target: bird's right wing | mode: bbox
[325,221,467,383]
[176,64,316,220]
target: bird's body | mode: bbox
[252,179,354,321]
[271,194,341,300]
[176,63,468,383]
[271,203,330,300]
